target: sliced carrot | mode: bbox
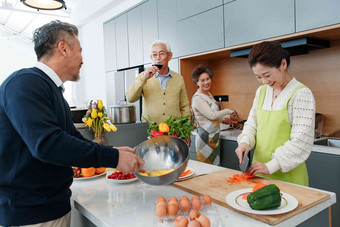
[234,174,244,181]
[240,172,254,179]
[252,183,267,192]
[242,193,248,200]
[180,170,193,177]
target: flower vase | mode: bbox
[93,129,109,145]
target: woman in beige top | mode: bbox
[191,65,235,165]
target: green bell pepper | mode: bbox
[247,184,281,210]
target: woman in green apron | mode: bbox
[235,41,315,186]
[191,65,235,165]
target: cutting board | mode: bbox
[173,168,330,226]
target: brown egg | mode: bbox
[191,195,200,201]
[156,201,166,208]
[156,196,167,204]
[180,195,190,201]
[168,203,179,216]
[196,214,211,227]
[188,220,202,227]
[192,198,202,211]
[168,200,178,206]
[189,209,201,220]
[155,205,167,218]
[180,199,191,212]
[203,195,212,206]
[174,216,189,227]
[168,196,178,202]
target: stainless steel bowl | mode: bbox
[134,136,189,186]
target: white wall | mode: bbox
[71,0,143,108]
[0,38,35,85]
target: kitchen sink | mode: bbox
[313,137,340,148]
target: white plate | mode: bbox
[226,188,298,215]
[177,167,195,181]
[106,171,138,184]
[73,172,106,181]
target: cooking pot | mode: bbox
[109,101,136,124]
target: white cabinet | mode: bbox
[103,20,117,72]
[128,6,144,67]
[115,14,129,69]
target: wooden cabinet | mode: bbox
[178,6,224,57]
[224,0,295,47]
[296,0,340,32]
[177,0,223,21]
[142,0,159,64]
[128,6,144,67]
[115,14,129,69]
[103,20,117,72]
[158,0,178,57]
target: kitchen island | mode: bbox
[70,160,336,227]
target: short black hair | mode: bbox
[192,64,213,84]
[33,20,78,60]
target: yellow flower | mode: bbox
[85,118,93,127]
[103,123,111,132]
[98,112,103,118]
[91,109,98,119]
[98,100,103,110]
[110,124,117,132]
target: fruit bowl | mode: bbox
[134,136,189,186]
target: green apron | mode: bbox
[253,85,309,186]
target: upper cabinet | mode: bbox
[115,14,129,69]
[103,20,117,72]
[128,6,144,67]
[178,6,224,57]
[177,0,223,21]
[142,0,159,64]
[158,0,178,58]
[296,0,340,32]
[224,0,295,47]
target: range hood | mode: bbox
[230,37,330,58]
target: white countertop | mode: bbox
[70,160,336,227]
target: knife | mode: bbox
[239,153,250,173]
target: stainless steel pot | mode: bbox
[109,101,136,124]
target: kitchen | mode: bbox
[0,0,339,227]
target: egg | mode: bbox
[191,195,200,201]
[168,203,179,216]
[180,195,190,201]
[189,209,201,220]
[168,196,178,202]
[156,196,166,204]
[180,199,191,212]
[188,220,202,227]
[156,201,166,208]
[203,194,212,206]
[168,200,178,206]
[174,216,189,227]
[155,205,167,218]
[192,198,202,211]
[196,214,211,227]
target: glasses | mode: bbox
[151,51,168,59]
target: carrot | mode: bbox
[252,183,267,192]
[240,172,254,179]
[180,170,193,177]
[242,193,248,200]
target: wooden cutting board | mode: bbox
[173,168,330,226]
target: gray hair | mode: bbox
[33,20,78,60]
[150,40,171,53]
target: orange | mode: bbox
[81,167,96,177]
[95,167,106,174]
[252,183,267,192]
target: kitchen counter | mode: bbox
[70,160,336,227]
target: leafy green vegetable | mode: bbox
[144,114,194,140]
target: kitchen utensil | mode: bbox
[239,153,250,173]
[109,100,136,124]
[173,168,330,226]
[134,136,189,186]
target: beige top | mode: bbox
[237,78,315,174]
[126,70,190,124]
[191,91,234,126]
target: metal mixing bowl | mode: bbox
[134,136,189,186]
